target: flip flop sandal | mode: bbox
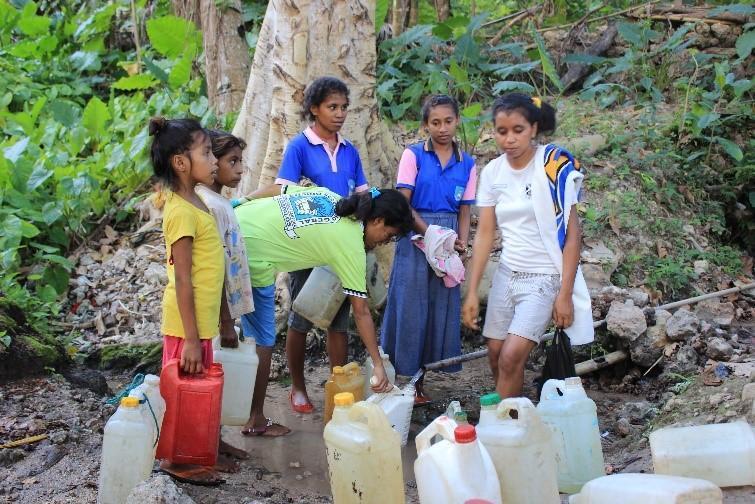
[289,390,314,414]
[414,393,432,406]
[159,464,226,486]
[241,417,291,437]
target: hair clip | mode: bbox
[531,96,542,108]
[369,187,381,198]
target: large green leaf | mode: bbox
[146,15,201,59]
[735,30,755,60]
[81,96,111,137]
[3,137,30,164]
[533,29,563,93]
[18,10,50,36]
[113,74,158,91]
[168,54,192,89]
[375,0,389,32]
[27,164,52,191]
[714,137,743,162]
[493,80,536,94]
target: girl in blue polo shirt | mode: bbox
[380,95,477,404]
[274,76,369,414]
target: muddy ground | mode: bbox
[1,344,754,503]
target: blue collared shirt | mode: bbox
[276,127,369,197]
[396,139,477,213]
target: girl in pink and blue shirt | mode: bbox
[380,95,477,403]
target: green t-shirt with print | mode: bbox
[235,186,367,297]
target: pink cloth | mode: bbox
[412,225,466,288]
[162,335,214,371]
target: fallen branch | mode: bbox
[560,23,618,92]
[627,13,740,26]
[1,433,48,449]
[489,8,535,46]
[538,0,661,33]
[481,8,531,29]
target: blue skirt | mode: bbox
[380,212,461,376]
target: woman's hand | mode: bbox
[552,291,574,329]
[219,320,238,348]
[462,293,481,330]
[370,362,391,393]
[181,339,204,374]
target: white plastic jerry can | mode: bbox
[127,374,166,454]
[650,420,755,487]
[366,384,414,446]
[212,335,259,426]
[363,347,396,398]
[365,251,387,309]
[324,393,405,504]
[537,377,605,493]
[414,415,502,504]
[292,266,346,329]
[476,397,559,504]
[569,473,722,504]
[98,397,154,504]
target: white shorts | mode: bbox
[482,265,561,343]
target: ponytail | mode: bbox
[491,93,557,135]
[336,188,413,235]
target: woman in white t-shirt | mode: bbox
[462,93,593,399]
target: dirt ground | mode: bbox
[1,346,754,503]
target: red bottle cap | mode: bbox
[454,424,476,443]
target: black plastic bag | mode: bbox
[537,328,577,395]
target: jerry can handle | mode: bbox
[415,415,457,454]
[497,397,536,422]
[349,401,393,432]
[343,362,360,375]
[540,379,566,402]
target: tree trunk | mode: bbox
[434,0,451,22]
[232,0,401,193]
[391,0,410,37]
[172,0,251,115]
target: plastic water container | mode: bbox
[127,374,165,454]
[650,420,755,487]
[156,359,223,466]
[324,393,405,504]
[569,473,723,504]
[212,335,258,425]
[363,347,396,398]
[98,397,153,504]
[324,362,364,423]
[537,377,605,493]
[476,397,559,504]
[414,415,502,504]
[291,266,346,329]
[366,384,414,446]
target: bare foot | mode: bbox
[159,461,225,485]
[213,453,240,473]
[219,439,248,460]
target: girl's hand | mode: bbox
[219,320,238,348]
[181,339,204,374]
[462,294,481,330]
[552,291,574,329]
[370,363,391,393]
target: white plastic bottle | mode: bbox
[366,383,414,446]
[127,374,165,454]
[98,397,154,504]
[291,266,346,328]
[324,393,405,504]
[476,397,559,504]
[537,377,605,493]
[212,335,259,425]
[650,420,755,487]
[414,415,502,504]
[569,473,722,504]
[363,347,396,398]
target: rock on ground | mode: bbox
[126,475,196,504]
[706,337,734,361]
[694,299,735,328]
[665,309,700,341]
[606,300,647,342]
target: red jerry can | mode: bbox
[156,359,224,466]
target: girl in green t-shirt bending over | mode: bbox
[235,186,413,436]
